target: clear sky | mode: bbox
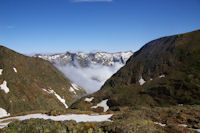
[0,0,200,54]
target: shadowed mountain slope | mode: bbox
[71,30,200,111]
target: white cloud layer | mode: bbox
[55,63,123,94]
[72,0,112,2]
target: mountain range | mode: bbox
[36,51,133,67]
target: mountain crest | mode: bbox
[36,51,133,67]
[71,30,200,111]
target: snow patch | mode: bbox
[179,124,200,132]
[0,108,10,118]
[189,128,200,132]
[0,69,3,75]
[154,122,166,127]
[69,87,76,94]
[159,74,165,78]
[13,67,17,73]
[139,77,146,85]
[0,81,10,93]
[0,113,113,129]
[91,99,109,112]
[179,124,187,127]
[43,89,68,108]
[178,104,183,106]
[85,97,94,102]
[71,83,80,90]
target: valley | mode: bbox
[0,30,200,133]
[1,0,199,132]
[36,51,133,93]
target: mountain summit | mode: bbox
[0,46,85,117]
[36,51,133,67]
[71,30,200,111]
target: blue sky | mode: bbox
[0,0,200,54]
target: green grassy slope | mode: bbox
[0,46,86,115]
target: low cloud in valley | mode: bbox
[56,63,123,93]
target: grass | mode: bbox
[0,46,86,116]
[2,105,200,133]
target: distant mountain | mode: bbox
[0,46,85,117]
[36,51,133,67]
[71,30,200,111]
[36,51,133,93]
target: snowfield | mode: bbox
[91,99,109,112]
[0,81,10,93]
[0,113,113,129]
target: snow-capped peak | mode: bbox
[36,51,133,67]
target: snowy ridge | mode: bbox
[36,51,133,67]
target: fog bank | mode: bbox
[55,63,123,93]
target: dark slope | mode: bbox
[0,46,86,115]
[71,30,200,111]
